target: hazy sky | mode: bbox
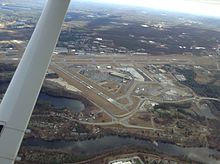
[83,0,220,17]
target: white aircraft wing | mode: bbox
[0,0,70,163]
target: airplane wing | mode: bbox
[0,0,70,163]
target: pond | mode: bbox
[38,93,85,113]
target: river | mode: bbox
[1,84,219,163]
[23,136,220,164]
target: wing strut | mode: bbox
[0,0,70,163]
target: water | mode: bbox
[23,136,220,164]
[0,82,85,112]
[38,93,85,113]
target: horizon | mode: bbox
[1,0,220,18]
[81,0,220,18]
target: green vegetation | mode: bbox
[154,102,192,110]
[176,68,220,98]
[18,149,87,164]
[0,63,17,72]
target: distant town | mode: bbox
[0,0,220,164]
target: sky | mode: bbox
[82,0,220,18]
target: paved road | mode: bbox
[50,63,164,131]
[50,63,127,116]
[3,54,218,132]
[116,80,138,109]
[49,60,220,133]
